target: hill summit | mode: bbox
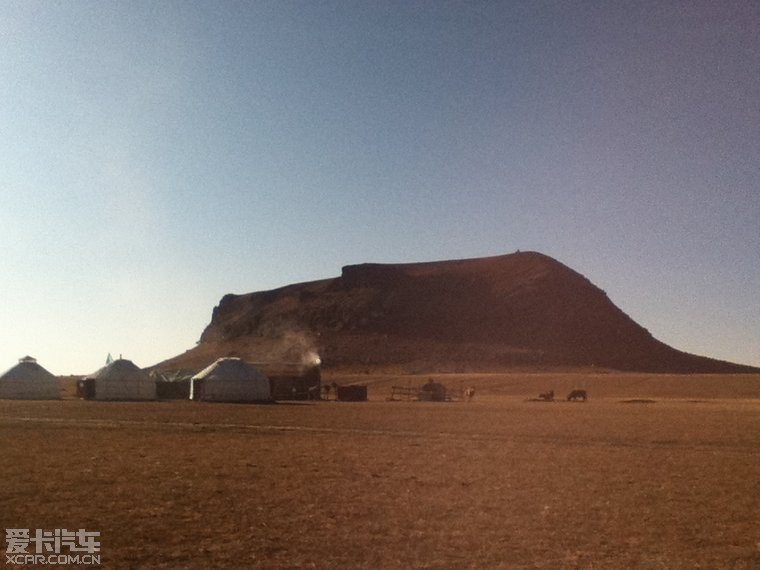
[159,252,755,373]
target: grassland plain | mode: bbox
[1,373,759,569]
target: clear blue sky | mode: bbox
[2,1,758,374]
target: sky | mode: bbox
[1,0,758,375]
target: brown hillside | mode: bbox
[158,252,756,373]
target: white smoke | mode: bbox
[271,328,321,369]
[302,349,321,367]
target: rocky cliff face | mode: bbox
[159,251,756,373]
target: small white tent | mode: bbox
[191,357,271,402]
[84,358,156,401]
[0,356,59,400]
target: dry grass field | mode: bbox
[2,373,759,569]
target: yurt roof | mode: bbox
[0,357,57,382]
[84,358,150,381]
[192,357,268,382]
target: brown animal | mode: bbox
[539,390,554,402]
[463,386,476,402]
[567,389,588,401]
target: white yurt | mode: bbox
[0,356,59,400]
[191,357,271,402]
[83,358,156,401]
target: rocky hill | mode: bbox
[158,251,756,373]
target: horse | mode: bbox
[567,389,588,401]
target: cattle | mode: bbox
[567,389,588,401]
[463,386,476,402]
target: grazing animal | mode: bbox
[538,390,555,402]
[567,389,588,402]
[463,386,476,402]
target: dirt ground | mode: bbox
[2,373,759,569]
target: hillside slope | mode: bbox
[158,252,756,373]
